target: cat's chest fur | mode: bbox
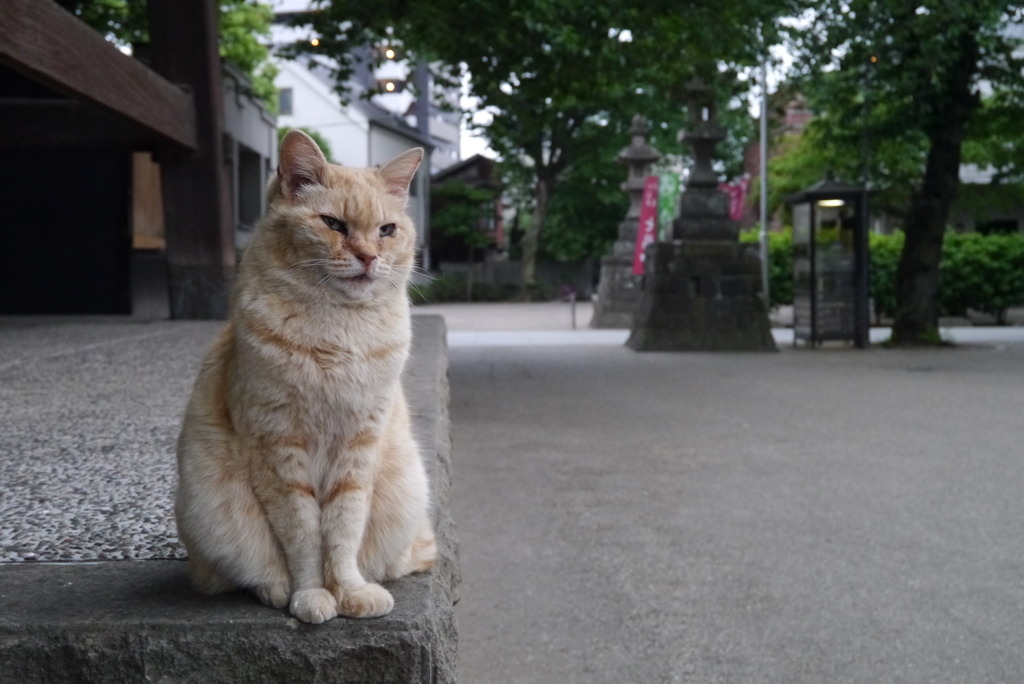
[230,294,410,455]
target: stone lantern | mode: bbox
[626,79,776,352]
[591,115,661,328]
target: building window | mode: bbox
[279,88,293,116]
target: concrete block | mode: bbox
[0,315,459,683]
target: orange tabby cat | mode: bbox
[175,130,436,624]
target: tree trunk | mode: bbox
[891,30,979,345]
[521,175,550,299]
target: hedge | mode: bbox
[744,228,1024,324]
[739,227,793,310]
[938,232,1024,323]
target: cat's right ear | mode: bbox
[277,130,329,200]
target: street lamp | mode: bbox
[376,79,405,93]
[786,173,870,348]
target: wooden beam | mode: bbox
[148,0,234,319]
[0,99,158,149]
[0,0,196,150]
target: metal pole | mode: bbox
[856,57,873,349]
[759,57,770,306]
[414,59,432,272]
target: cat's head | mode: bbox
[263,129,423,304]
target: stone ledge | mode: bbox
[0,314,458,684]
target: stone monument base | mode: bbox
[592,248,642,329]
[627,241,777,352]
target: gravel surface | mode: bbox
[0,319,221,563]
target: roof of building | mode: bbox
[786,172,867,204]
[350,98,434,149]
[432,153,500,187]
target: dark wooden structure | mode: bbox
[429,155,503,265]
[0,0,233,318]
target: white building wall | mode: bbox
[274,60,370,168]
[370,126,430,254]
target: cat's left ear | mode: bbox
[378,147,424,198]
[278,129,329,201]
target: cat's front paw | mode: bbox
[334,583,394,618]
[254,580,291,610]
[289,588,338,624]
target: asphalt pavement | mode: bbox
[441,305,1024,683]
[4,305,1023,683]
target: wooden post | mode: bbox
[147,0,234,319]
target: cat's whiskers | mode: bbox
[406,280,429,303]
[288,259,332,272]
[314,272,337,289]
[409,266,436,282]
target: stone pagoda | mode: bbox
[591,115,661,329]
[627,80,776,351]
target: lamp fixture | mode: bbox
[376,78,405,93]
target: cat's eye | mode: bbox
[380,223,396,238]
[321,215,347,235]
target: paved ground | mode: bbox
[4,306,1024,683]
[415,301,596,331]
[412,301,796,331]
[437,304,1024,683]
[414,301,1024,348]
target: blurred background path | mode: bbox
[432,302,1024,683]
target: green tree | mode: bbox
[762,121,926,225]
[787,1,1024,344]
[295,0,797,295]
[61,0,279,111]
[431,181,501,298]
[218,0,280,110]
[538,91,758,265]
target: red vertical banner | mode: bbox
[718,174,751,221]
[633,176,660,275]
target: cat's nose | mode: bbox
[355,253,377,268]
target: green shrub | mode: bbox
[739,227,794,309]
[867,230,1024,325]
[740,228,1024,324]
[869,231,903,322]
[940,232,1024,323]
